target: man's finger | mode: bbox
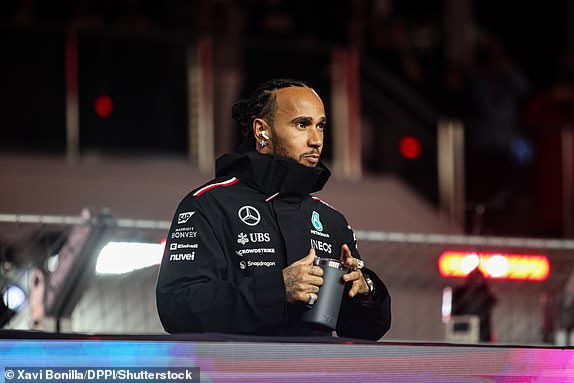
[308,285,320,294]
[340,244,352,262]
[348,277,368,297]
[304,275,324,287]
[308,265,324,277]
[306,293,318,305]
[343,270,361,282]
[292,248,316,265]
[348,281,361,298]
[341,244,360,269]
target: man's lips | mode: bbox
[303,154,320,163]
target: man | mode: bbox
[451,268,496,342]
[156,79,391,340]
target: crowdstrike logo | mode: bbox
[237,232,249,245]
[235,248,276,256]
[178,211,195,224]
[238,206,260,226]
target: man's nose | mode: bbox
[308,128,323,148]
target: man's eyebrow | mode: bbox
[290,116,313,124]
[290,116,327,124]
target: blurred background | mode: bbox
[2,0,574,345]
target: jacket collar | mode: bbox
[215,150,331,200]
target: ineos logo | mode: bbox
[238,206,260,226]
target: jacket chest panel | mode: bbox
[272,201,342,262]
[223,200,285,274]
[306,207,341,259]
[217,195,343,274]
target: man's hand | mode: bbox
[340,244,370,298]
[282,249,323,304]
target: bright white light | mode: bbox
[441,286,452,323]
[96,241,165,275]
[2,285,26,311]
[47,254,59,272]
[486,255,509,278]
[461,253,480,274]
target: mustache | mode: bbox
[302,150,320,156]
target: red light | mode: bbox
[399,136,421,159]
[94,95,113,119]
[438,251,550,281]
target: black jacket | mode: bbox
[156,151,391,340]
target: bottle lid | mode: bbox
[313,256,349,271]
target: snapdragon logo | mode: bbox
[239,260,275,268]
[247,260,276,267]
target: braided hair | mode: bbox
[232,79,309,137]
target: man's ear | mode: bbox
[252,118,265,141]
[253,118,271,152]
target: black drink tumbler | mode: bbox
[301,256,349,330]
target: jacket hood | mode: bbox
[215,149,331,199]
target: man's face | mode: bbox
[262,86,326,167]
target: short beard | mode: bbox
[268,125,320,166]
[269,125,294,162]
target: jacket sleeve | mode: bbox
[156,194,287,334]
[335,221,392,341]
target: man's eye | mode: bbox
[295,122,306,128]
[317,123,326,130]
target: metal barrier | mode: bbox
[357,231,573,344]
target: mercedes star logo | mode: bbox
[238,206,261,226]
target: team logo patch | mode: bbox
[311,211,323,232]
[178,211,195,224]
[237,232,249,245]
[238,206,261,226]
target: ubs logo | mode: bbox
[249,232,270,242]
[237,232,249,245]
[238,206,261,226]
